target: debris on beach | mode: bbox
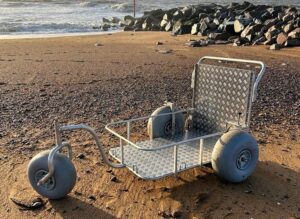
[156,49,172,54]
[94,42,103,47]
[102,2,300,50]
[11,197,45,210]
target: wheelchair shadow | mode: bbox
[49,196,116,219]
[165,160,300,218]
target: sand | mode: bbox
[0,32,299,219]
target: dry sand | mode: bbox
[0,32,299,219]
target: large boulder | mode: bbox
[172,20,193,35]
[191,23,200,35]
[284,39,300,47]
[240,24,263,38]
[276,32,288,45]
[234,19,252,33]
[208,32,231,41]
[165,21,173,32]
[288,28,300,39]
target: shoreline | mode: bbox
[0,30,122,40]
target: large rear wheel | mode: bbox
[211,130,258,183]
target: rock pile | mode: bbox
[103,2,300,49]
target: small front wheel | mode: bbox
[27,150,77,199]
[212,130,258,183]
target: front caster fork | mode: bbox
[37,121,72,186]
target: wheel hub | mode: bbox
[164,120,172,135]
[35,170,55,190]
[236,149,252,170]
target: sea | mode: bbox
[0,0,299,38]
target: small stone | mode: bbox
[88,195,96,201]
[269,44,282,50]
[277,202,281,205]
[156,41,163,45]
[94,43,103,47]
[76,153,85,159]
[160,187,170,192]
[244,190,253,194]
[74,191,82,196]
[110,176,117,182]
[158,210,171,218]
[172,210,183,218]
[157,49,172,54]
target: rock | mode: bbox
[270,43,282,50]
[158,210,171,218]
[215,40,230,44]
[157,49,172,54]
[110,176,117,182]
[94,43,102,47]
[156,41,163,45]
[207,22,217,30]
[102,17,110,23]
[172,20,193,35]
[233,37,250,46]
[234,19,252,33]
[283,23,294,33]
[120,15,135,27]
[288,28,300,39]
[142,16,160,31]
[224,21,235,35]
[0,82,7,85]
[186,40,208,47]
[284,39,300,47]
[74,191,82,196]
[263,37,277,45]
[208,32,230,41]
[111,17,121,24]
[241,24,263,38]
[165,22,173,32]
[172,210,183,218]
[199,13,208,20]
[282,13,294,23]
[276,32,288,45]
[160,19,168,29]
[252,35,267,45]
[265,27,281,41]
[144,8,165,20]
[172,10,184,21]
[76,153,85,159]
[88,195,96,201]
[11,197,45,210]
[198,20,209,35]
[191,23,200,35]
[123,26,134,31]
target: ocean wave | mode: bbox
[111,2,144,13]
[0,22,100,34]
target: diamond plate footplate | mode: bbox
[109,131,220,180]
[192,64,254,133]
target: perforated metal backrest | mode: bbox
[192,63,255,134]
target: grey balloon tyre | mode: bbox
[27,150,77,200]
[211,130,258,183]
[147,105,184,139]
